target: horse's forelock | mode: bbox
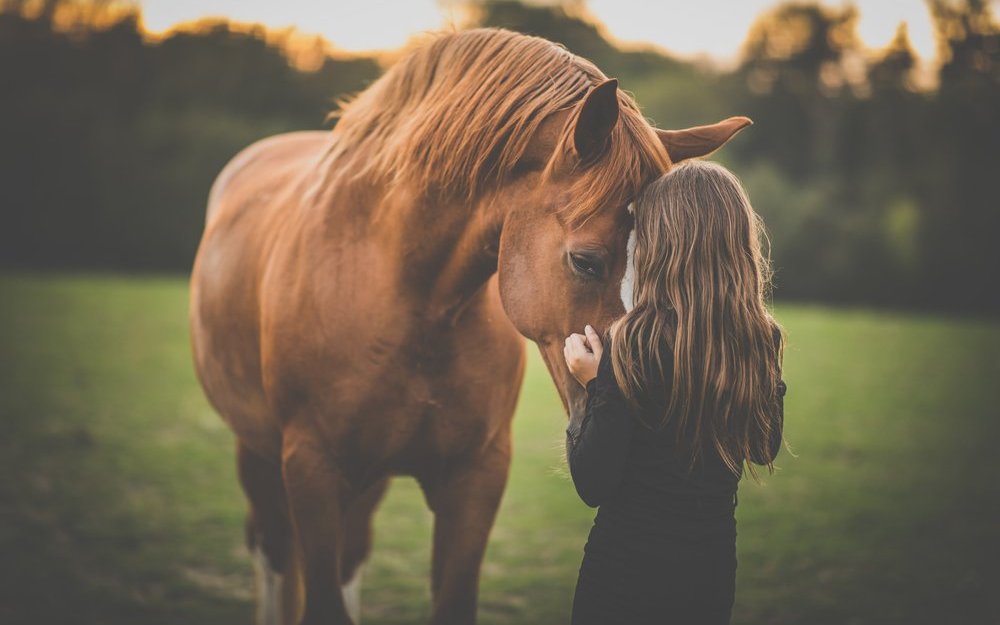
[547,98,671,227]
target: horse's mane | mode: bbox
[327,28,669,223]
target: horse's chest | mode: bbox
[268,295,523,477]
[372,368,495,455]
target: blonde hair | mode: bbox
[609,160,783,478]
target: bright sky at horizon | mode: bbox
[137,0,991,63]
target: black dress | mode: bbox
[566,341,785,625]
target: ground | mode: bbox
[0,274,997,624]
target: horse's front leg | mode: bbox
[421,430,512,625]
[282,425,353,625]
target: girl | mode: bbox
[563,160,786,625]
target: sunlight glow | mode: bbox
[138,0,956,62]
[585,0,938,63]
[141,0,448,53]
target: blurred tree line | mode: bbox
[1,0,998,314]
[0,0,380,270]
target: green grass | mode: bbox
[1,273,997,625]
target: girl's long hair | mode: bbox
[609,160,783,478]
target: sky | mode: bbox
[138,0,950,63]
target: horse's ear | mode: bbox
[572,78,620,164]
[656,117,753,163]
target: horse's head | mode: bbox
[330,29,748,422]
[494,79,750,423]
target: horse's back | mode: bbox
[206,130,329,225]
[192,130,330,456]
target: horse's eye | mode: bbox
[569,252,605,279]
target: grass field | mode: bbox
[1,273,998,625]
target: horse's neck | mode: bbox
[421,201,502,323]
[314,165,503,325]
[391,193,503,324]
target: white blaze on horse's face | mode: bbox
[620,203,636,312]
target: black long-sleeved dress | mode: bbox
[566,339,785,625]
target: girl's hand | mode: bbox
[564,325,604,387]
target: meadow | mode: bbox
[0,274,997,625]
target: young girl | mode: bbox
[563,160,786,625]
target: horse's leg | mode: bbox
[237,443,303,625]
[421,432,512,625]
[340,478,390,624]
[281,428,353,625]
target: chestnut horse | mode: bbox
[190,28,748,625]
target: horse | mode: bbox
[189,28,749,625]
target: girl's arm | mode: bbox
[752,327,787,465]
[766,325,787,461]
[755,379,786,464]
[565,346,636,508]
